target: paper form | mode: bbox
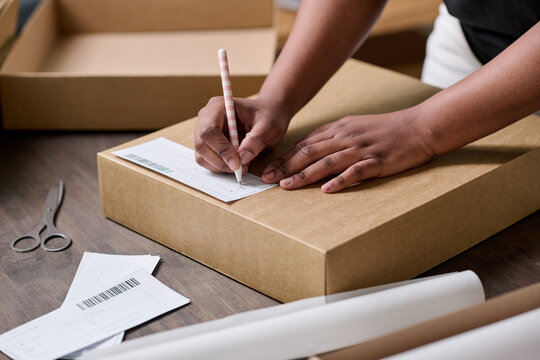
[112,137,276,202]
[0,269,189,360]
[62,253,161,359]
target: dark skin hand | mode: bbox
[263,22,540,192]
[195,0,540,193]
[195,0,386,176]
[261,110,433,193]
[195,97,289,174]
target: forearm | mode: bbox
[259,0,387,118]
[416,22,540,155]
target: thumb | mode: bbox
[237,120,273,165]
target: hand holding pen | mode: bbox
[194,50,290,183]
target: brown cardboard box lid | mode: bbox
[100,58,540,253]
[99,59,539,300]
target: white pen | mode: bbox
[218,48,242,184]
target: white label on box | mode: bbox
[113,137,276,202]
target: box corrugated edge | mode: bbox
[326,148,540,294]
[98,152,326,302]
[2,75,266,130]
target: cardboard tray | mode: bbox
[0,0,18,64]
[98,59,540,302]
[0,0,276,130]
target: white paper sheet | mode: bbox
[112,137,276,202]
[0,269,190,360]
[386,308,540,360]
[61,253,161,359]
[84,271,484,360]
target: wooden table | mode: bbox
[0,130,538,359]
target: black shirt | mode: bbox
[444,0,540,64]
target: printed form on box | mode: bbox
[112,137,276,202]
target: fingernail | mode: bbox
[262,164,275,173]
[239,151,253,165]
[228,160,240,172]
[262,170,275,180]
[322,182,332,192]
[281,177,293,186]
[226,153,240,170]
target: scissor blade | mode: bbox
[43,181,63,216]
[56,180,64,206]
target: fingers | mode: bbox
[237,120,277,166]
[194,143,231,173]
[194,155,223,173]
[278,148,356,190]
[195,97,241,173]
[321,158,382,193]
[261,137,343,183]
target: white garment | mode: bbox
[421,4,483,89]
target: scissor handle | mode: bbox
[11,233,41,253]
[41,231,72,252]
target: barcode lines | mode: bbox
[76,278,140,311]
[124,153,173,173]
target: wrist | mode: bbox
[257,90,297,126]
[404,104,437,158]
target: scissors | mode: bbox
[11,180,72,253]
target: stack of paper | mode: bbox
[62,253,161,358]
[0,252,190,360]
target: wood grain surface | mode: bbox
[0,131,538,360]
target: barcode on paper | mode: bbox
[124,153,173,173]
[76,278,141,311]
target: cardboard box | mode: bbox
[98,59,540,302]
[0,0,18,64]
[0,0,275,130]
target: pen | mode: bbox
[218,48,242,184]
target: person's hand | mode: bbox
[261,110,435,193]
[195,97,290,173]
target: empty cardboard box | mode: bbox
[0,0,18,62]
[0,0,276,130]
[98,59,540,302]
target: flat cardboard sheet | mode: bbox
[98,59,540,302]
[387,308,540,360]
[312,282,540,360]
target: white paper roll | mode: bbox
[385,307,540,360]
[84,271,484,360]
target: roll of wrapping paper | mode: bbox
[84,271,484,360]
[386,308,540,359]
[310,282,540,360]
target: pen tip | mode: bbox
[234,168,242,184]
[218,48,226,56]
